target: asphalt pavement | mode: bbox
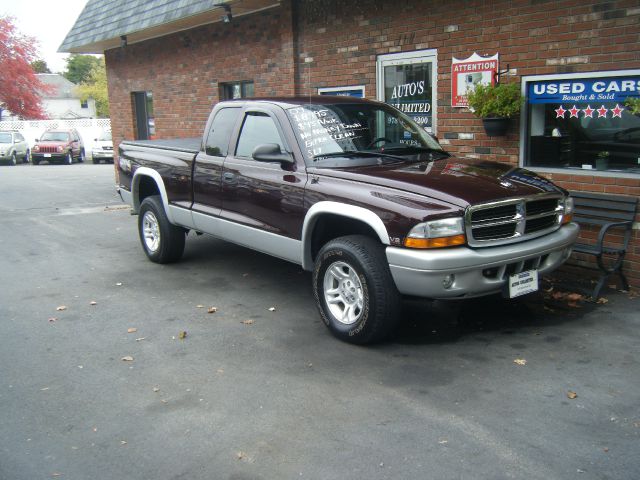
[0,164,638,480]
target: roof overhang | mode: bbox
[60,0,280,54]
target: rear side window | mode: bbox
[235,112,284,158]
[205,108,241,156]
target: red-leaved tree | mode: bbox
[0,16,49,119]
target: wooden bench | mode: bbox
[569,191,638,299]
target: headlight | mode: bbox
[57,146,64,152]
[33,145,40,152]
[404,217,466,249]
[561,196,574,225]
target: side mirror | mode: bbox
[94,138,98,141]
[35,138,39,142]
[252,143,294,165]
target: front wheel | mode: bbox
[66,152,73,165]
[10,152,17,166]
[313,235,400,344]
[138,195,185,263]
[78,149,85,162]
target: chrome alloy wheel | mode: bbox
[323,261,364,325]
[142,210,161,253]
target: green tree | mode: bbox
[77,57,109,117]
[31,59,51,73]
[63,54,101,84]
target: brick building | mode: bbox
[61,0,640,289]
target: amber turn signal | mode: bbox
[562,213,573,225]
[404,234,466,249]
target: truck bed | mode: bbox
[121,137,201,154]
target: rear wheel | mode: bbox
[138,195,185,263]
[313,235,400,344]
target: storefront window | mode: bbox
[377,49,437,133]
[221,81,254,100]
[523,71,640,174]
[132,91,155,140]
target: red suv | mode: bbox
[32,129,85,165]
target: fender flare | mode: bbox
[131,167,174,223]
[301,201,390,271]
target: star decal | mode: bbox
[597,105,608,118]
[611,104,624,118]
[569,105,580,118]
[555,105,566,118]
[582,105,594,118]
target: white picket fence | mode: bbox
[0,118,112,159]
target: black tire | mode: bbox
[66,152,73,165]
[32,157,40,165]
[138,195,185,263]
[94,157,101,164]
[79,149,85,162]
[10,152,17,166]
[313,235,400,344]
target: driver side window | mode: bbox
[235,112,284,158]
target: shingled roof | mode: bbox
[59,0,279,54]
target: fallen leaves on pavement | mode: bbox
[567,391,578,399]
[127,327,137,333]
[241,319,254,325]
[121,356,134,362]
[56,306,67,311]
[207,306,218,314]
[178,331,187,339]
[514,359,527,366]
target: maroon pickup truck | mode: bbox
[116,97,578,344]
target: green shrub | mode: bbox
[466,82,522,118]
[624,97,640,115]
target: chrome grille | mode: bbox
[39,146,59,153]
[466,194,563,247]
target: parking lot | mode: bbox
[1,164,638,480]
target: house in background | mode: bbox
[37,74,97,119]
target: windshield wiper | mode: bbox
[384,145,451,157]
[313,150,406,162]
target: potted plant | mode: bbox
[624,97,640,116]
[466,82,522,136]
[596,151,609,171]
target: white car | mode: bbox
[0,130,30,165]
[92,130,114,164]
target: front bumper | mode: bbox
[93,151,114,159]
[32,153,66,161]
[387,223,579,299]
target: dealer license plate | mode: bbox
[44,153,51,158]
[508,270,538,298]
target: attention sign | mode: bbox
[451,53,499,108]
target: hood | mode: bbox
[36,141,69,147]
[94,141,113,148]
[310,156,565,208]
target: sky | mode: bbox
[0,0,90,73]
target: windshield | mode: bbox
[41,132,70,142]
[0,133,12,143]
[97,131,112,141]
[286,102,445,166]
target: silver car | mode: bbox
[0,131,30,165]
